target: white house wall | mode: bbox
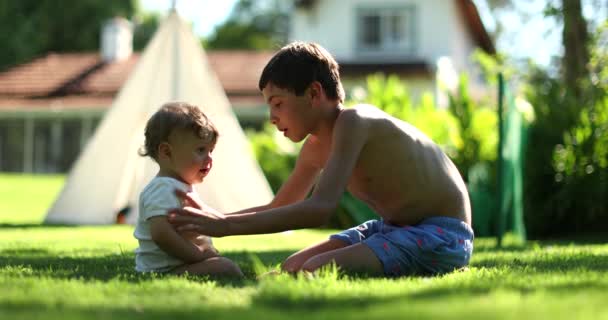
[291,0,480,74]
[448,1,477,74]
[291,0,351,58]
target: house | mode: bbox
[0,0,494,174]
[291,0,494,102]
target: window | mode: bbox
[0,119,25,172]
[357,7,416,55]
[33,120,53,173]
[0,115,103,173]
[60,119,83,172]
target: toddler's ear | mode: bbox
[158,142,171,159]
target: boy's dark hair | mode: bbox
[258,42,345,103]
[140,102,218,161]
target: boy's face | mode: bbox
[262,82,316,142]
[161,129,214,185]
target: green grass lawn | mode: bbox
[0,173,65,224]
[1,173,608,319]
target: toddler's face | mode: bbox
[167,130,214,185]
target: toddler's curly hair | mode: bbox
[140,101,218,161]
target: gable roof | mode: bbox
[456,0,495,54]
[0,50,275,110]
[0,53,101,97]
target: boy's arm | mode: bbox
[170,109,368,236]
[227,138,321,215]
[149,216,217,262]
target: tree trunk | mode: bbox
[561,0,589,97]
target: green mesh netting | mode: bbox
[470,76,527,243]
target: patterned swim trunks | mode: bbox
[330,216,474,276]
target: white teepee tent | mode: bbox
[45,11,274,225]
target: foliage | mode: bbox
[204,0,289,50]
[523,23,608,236]
[472,49,517,86]
[247,124,299,193]
[551,100,608,227]
[0,0,138,71]
[132,11,161,51]
[363,74,463,158]
[559,0,590,95]
[554,96,608,180]
[550,23,608,230]
[448,75,499,181]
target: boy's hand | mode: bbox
[174,189,226,219]
[168,206,229,237]
[175,189,203,210]
[168,190,229,237]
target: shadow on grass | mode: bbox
[0,248,295,286]
[251,249,608,309]
[0,302,281,320]
[3,249,608,314]
[404,280,608,302]
[3,242,607,278]
[252,268,608,310]
[0,223,73,229]
[473,244,530,253]
[472,251,608,272]
[539,232,608,245]
[473,238,608,254]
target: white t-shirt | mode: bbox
[133,177,204,272]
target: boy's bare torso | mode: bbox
[305,104,471,226]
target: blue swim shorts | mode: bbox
[330,216,474,276]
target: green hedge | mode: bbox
[523,23,608,236]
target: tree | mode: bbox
[481,0,604,70]
[133,12,162,51]
[538,0,591,115]
[0,0,138,71]
[559,0,590,97]
[476,0,606,237]
[204,0,289,50]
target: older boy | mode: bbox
[169,42,473,277]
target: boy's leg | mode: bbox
[282,238,349,272]
[300,243,384,275]
[171,257,244,277]
[283,219,384,274]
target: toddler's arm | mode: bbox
[149,216,217,262]
[180,231,218,253]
